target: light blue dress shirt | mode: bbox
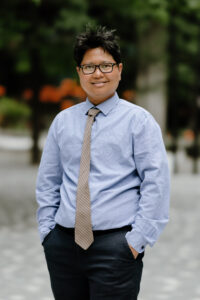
[36,92,170,253]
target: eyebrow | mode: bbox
[81,61,115,65]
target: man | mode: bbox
[36,25,170,300]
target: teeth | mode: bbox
[93,82,106,85]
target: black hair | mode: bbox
[73,25,121,66]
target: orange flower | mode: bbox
[39,78,86,104]
[122,89,135,101]
[0,85,6,97]
[183,129,194,141]
[39,85,61,103]
[60,99,75,110]
[72,85,86,99]
[22,89,33,101]
[59,79,77,98]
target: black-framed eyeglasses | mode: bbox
[79,63,118,75]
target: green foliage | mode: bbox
[55,9,92,32]
[167,0,200,131]
[132,0,169,30]
[0,0,93,88]
[15,50,31,73]
[0,97,31,128]
[0,0,200,134]
[187,0,200,12]
[32,0,41,5]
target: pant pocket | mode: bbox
[122,232,136,261]
[113,231,136,263]
[42,227,55,246]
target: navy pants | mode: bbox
[43,224,144,300]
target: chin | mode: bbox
[91,96,112,105]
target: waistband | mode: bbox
[56,224,132,236]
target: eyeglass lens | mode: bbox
[82,63,115,74]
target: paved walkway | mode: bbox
[0,149,200,300]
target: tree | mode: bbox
[166,0,200,172]
[0,0,92,163]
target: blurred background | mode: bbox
[0,0,200,299]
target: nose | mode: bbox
[93,66,103,77]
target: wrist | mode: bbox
[128,244,139,259]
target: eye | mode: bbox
[100,63,112,70]
[83,64,94,71]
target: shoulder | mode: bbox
[56,102,85,119]
[48,102,85,134]
[52,102,85,123]
[117,98,155,127]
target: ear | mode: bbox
[118,63,123,80]
[76,66,81,76]
[118,63,123,74]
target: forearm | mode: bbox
[36,115,63,243]
[36,191,60,242]
[128,115,170,252]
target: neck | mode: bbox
[88,93,115,106]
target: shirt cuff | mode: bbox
[125,230,147,253]
[39,224,56,244]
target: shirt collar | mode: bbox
[83,92,119,116]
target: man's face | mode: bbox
[76,47,122,105]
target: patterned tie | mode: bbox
[75,108,100,250]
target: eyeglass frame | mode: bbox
[79,62,119,75]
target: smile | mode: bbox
[91,82,108,87]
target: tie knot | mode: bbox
[88,108,100,117]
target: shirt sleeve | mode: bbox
[125,113,170,253]
[36,115,63,243]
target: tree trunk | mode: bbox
[30,47,41,164]
[135,23,168,134]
